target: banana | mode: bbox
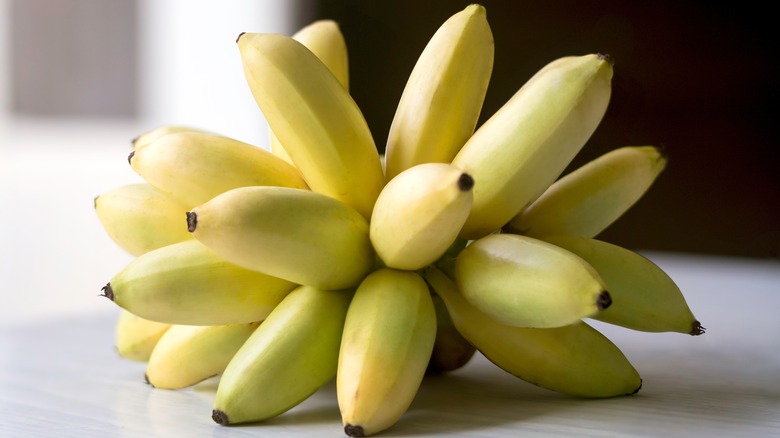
[506,146,666,238]
[237,32,385,220]
[187,186,375,290]
[543,235,705,335]
[338,268,437,437]
[145,322,261,390]
[270,20,350,164]
[114,309,171,362]
[451,53,613,239]
[132,125,213,149]
[370,163,474,270]
[100,240,296,325]
[424,265,641,398]
[384,4,493,180]
[94,183,193,256]
[129,131,308,209]
[455,233,611,328]
[426,292,476,374]
[212,285,352,425]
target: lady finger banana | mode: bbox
[132,125,214,149]
[507,146,666,238]
[370,163,474,270]
[212,285,352,425]
[543,235,705,335]
[452,54,613,239]
[338,268,437,437]
[424,265,641,398]
[187,186,375,290]
[384,4,493,180]
[94,183,193,256]
[114,309,171,362]
[426,293,476,375]
[237,32,385,219]
[129,131,308,209]
[455,233,611,328]
[145,322,261,390]
[100,240,296,325]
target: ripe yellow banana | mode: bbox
[455,233,611,328]
[426,293,476,374]
[507,146,666,238]
[132,125,213,149]
[129,131,308,209]
[543,235,705,335]
[114,309,171,362]
[187,186,375,290]
[94,183,193,257]
[384,4,493,180]
[145,322,260,390]
[237,32,385,220]
[370,163,474,270]
[338,268,437,437]
[212,285,352,425]
[452,54,613,239]
[100,240,296,325]
[424,265,641,398]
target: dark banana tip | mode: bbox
[93,195,99,210]
[236,32,246,43]
[344,424,365,437]
[690,320,706,336]
[212,409,229,425]
[99,283,114,301]
[598,53,614,66]
[144,374,153,386]
[596,290,612,310]
[127,150,135,165]
[630,379,643,395]
[457,173,474,192]
[186,212,197,232]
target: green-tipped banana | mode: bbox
[114,309,171,362]
[452,54,613,239]
[187,186,375,290]
[146,322,260,389]
[238,32,384,220]
[455,233,611,328]
[370,163,474,270]
[338,268,437,437]
[101,240,296,325]
[426,293,476,374]
[384,4,493,180]
[212,285,352,425]
[424,265,641,398]
[543,235,704,335]
[507,146,666,238]
[129,131,308,209]
[95,183,193,256]
[132,125,213,150]
[270,19,350,164]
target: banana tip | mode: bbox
[127,150,134,165]
[236,32,246,44]
[344,424,365,437]
[457,173,474,192]
[186,212,197,232]
[99,283,114,301]
[596,290,612,310]
[597,53,614,66]
[690,320,706,336]
[212,409,230,425]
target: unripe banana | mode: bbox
[507,146,666,238]
[452,54,613,239]
[384,4,493,180]
[129,131,308,209]
[212,285,352,425]
[132,125,213,150]
[187,186,375,290]
[237,32,385,220]
[455,233,611,328]
[426,293,476,374]
[543,235,705,335]
[338,268,437,437]
[100,240,296,325]
[114,309,171,362]
[370,163,474,270]
[424,265,641,398]
[146,322,260,389]
[94,183,193,256]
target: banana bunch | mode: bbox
[93,4,704,437]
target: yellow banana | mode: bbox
[187,186,375,290]
[543,235,705,335]
[455,233,611,328]
[129,131,308,209]
[114,309,171,362]
[452,53,613,239]
[237,32,385,220]
[132,125,213,150]
[338,268,437,437]
[212,285,352,425]
[384,4,493,180]
[94,183,193,257]
[100,240,296,325]
[507,146,666,238]
[370,163,474,270]
[424,265,641,398]
[145,322,260,390]
[426,292,476,374]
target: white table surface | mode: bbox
[1,120,779,437]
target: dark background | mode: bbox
[291,0,780,259]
